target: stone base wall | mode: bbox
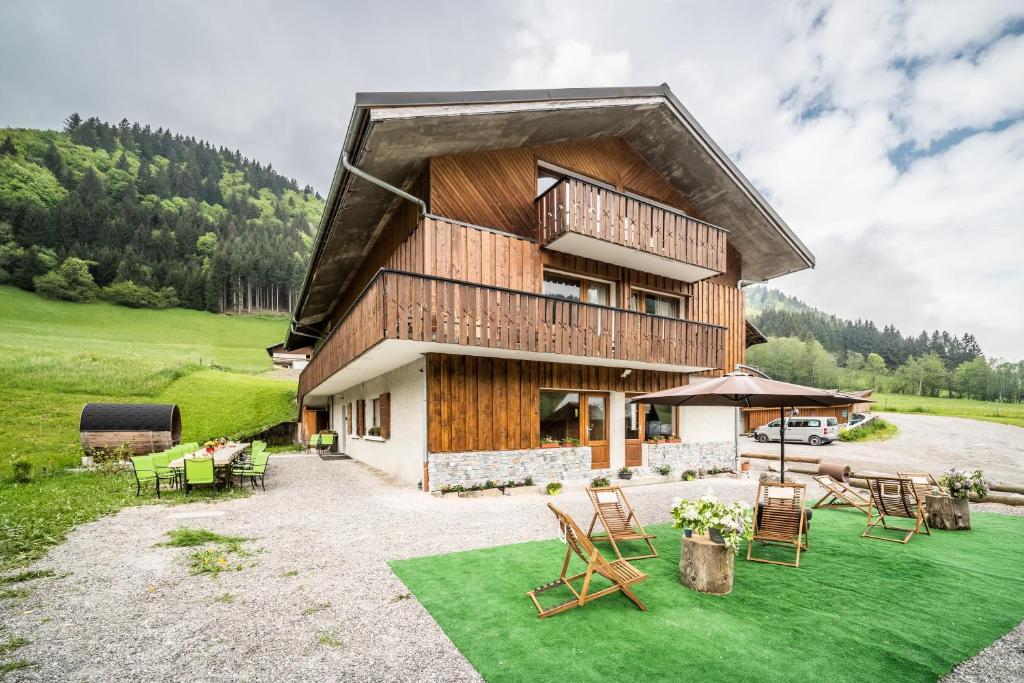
[643,441,735,474]
[428,447,592,489]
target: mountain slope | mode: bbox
[0,116,324,313]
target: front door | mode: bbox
[624,396,644,468]
[583,393,609,469]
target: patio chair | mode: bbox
[151,450,181,490]
[233,451,270,491]
[812,474,872,516]
[747,482,809,568]
[863,476,930,543]
[316,433,334,454]
[306,434,320,454]
[585,486,658,561]
[526,503,648,620]
[897,471,945,513]
[183,457,216,495]
[130,455,161,498]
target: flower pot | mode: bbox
[740,461,751,473]
[666,438,681,444]
[683,528,693,538]
[619,472,633,480]
[540,443,560,449]
[547,488,562,496]
[708,527,725,545]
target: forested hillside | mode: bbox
[0,115,323,313]
[745,286,1022,403]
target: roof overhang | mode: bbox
[287,84,814,348]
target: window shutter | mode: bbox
[379,393,391,439]
[356,400,365,436]
[345,403,352,433]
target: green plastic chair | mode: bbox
[307,434,320,453]
[184,457,216,495]
[130,455,161,498]
[233,451,270,491]
[151,450,181,489]
[317,433,334,454]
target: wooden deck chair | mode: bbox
[812,474,872,516]
[527,503,648,620]
[747,482,808,568]
[585,486,658,561]
[863,476,931,544]
[898,471,945,513]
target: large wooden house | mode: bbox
[287,85,814,490]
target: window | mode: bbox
[543,271,612,306]
[539,391,580,442]
[644,403,674,439]
[826,417,838,426]
[807,419,821,428]
[630,289,682,318]
[346,403,355,435]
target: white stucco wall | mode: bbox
[331,357,426,486]
[679,406,736,443]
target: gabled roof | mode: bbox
[287,84,814,348]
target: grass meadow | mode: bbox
[873,392,1024,429]
[0,286,297,569]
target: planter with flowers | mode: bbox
[666,434,682,444]
[930,469,990,530]
[203,440,217,455]
[561,437,580,448]
[540,436,560,449]
[671,493,754,595]
[618,466,633,480]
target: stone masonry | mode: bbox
[644,441,735,475]
[428,446,592,489]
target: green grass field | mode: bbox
[837,417,899,442]
[0,286,298,569]
[391,510,1024,682]
[874,392,1024,429]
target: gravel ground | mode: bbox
[743,411,1024,483]
[1,454,1020,681]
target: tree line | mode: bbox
[0,114,323,314]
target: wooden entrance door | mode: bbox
[583,393,609,469]
[624,396,644,468]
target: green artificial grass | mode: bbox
[391,508,1024,682]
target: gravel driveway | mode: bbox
[743,412,1024,483]
[1,453,1020,681]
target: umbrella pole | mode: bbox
[779,406,786,484]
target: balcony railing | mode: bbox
[299,269,725,401]
[536,176,727,281]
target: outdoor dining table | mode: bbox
[169,442,250,488]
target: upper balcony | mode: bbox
[536,176,728,282]
[298,268,725,402]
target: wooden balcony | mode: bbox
[536,176,727,282]
[299,269,725,401]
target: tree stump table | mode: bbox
[680,534,734,595]
[926,494,971,530]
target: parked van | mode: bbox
[753,417,839,446]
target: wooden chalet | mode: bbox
[286,85,814,490]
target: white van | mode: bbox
[753,417,840,446]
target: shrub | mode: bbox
[591,475,611,487]
[656,465,672,476]
[32,256,99,302]
[682,469,698,481]
[101,280,179,308]
[9,455,31,483]
[92,443,133,475]
[838,418,898,442]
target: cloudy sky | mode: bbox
[2,1,1022,359]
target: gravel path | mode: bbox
[743,411,1024,483]
[1,454,1020,681]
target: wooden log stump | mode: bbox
[926,494,971,530]
[680,535,734,595]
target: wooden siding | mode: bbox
[691,244,745,375]
[429,137,701,238]
[426,354,687,454]
[537,176,727,275]
[298,268,726,406]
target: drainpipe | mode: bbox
[341,151,427,217]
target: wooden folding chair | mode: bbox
[897,471,945,513]
[585,486,658,561]
[747,482,808,568]
[863,476,931,544]
[812,474,872,516]
[527,503,648,619]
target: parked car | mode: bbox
[848,412,867,426]
[753,417,839,446]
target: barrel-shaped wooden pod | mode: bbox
[80,403,182,455]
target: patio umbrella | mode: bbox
[630,372,870,483]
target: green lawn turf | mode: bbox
[0,286,297,569]
[874,392,1024,429]
[391,508,1024,682]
